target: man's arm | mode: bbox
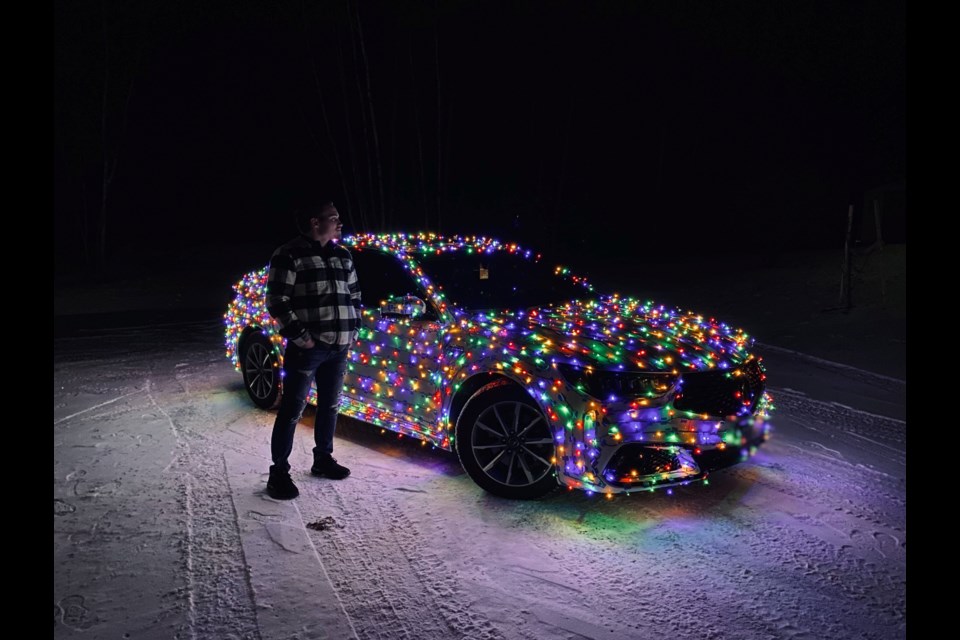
[265,249,313,347]
[347,257,362,335]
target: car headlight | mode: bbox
[556,363,677,400]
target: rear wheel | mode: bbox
[240,331,281,409]
[455,382,558,499]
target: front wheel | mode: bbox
[455,382,559,499]
[240,331,281,409]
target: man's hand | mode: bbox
[293,332,316,349]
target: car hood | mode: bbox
[471,295,757,373]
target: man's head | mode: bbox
[295,202,342,243]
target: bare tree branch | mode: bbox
[434,2,443,232]
[334,23,367,230]
[97,0,140,268]
[300,0,354,225]
[409,35,429,228]
[352,0,386,230]
[345,0,377,229]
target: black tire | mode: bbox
[455,381,559,499]
[240,331,282,409]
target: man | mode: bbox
[264,201,361,500]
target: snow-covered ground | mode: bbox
[53,245,906,639]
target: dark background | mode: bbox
[54,0,906,277]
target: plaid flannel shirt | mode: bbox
[265,236,361,348]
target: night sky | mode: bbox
[54,0,905,273]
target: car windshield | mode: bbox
[416,251,594,310]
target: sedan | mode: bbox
[224,233,772,499]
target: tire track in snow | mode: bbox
[300,479,506,640]
[642,492,906,639]
[54,389,146,425]
[697,420,906,634]
[770,387,906,448]
[153,376,263,640]
[298,483,439,640]
[727,441,906,550]
[145,378,198,640]
[757,342,906,385]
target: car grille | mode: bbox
[673,358,765,417]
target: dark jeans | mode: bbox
[270,343,348,475]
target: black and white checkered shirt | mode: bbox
[265,236,361,348]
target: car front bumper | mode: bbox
[556,400,772,495]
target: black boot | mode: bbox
[311,454,351,479]
[266,470,300,499]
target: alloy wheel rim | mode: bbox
[244,342,276,400]
[471,400,554,487]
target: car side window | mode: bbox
[353,249,439,320]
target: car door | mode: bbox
[344,248,447,444]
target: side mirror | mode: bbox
[379,294,428,319]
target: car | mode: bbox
[223,232,773,499]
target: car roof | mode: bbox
[342,232,539,259]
